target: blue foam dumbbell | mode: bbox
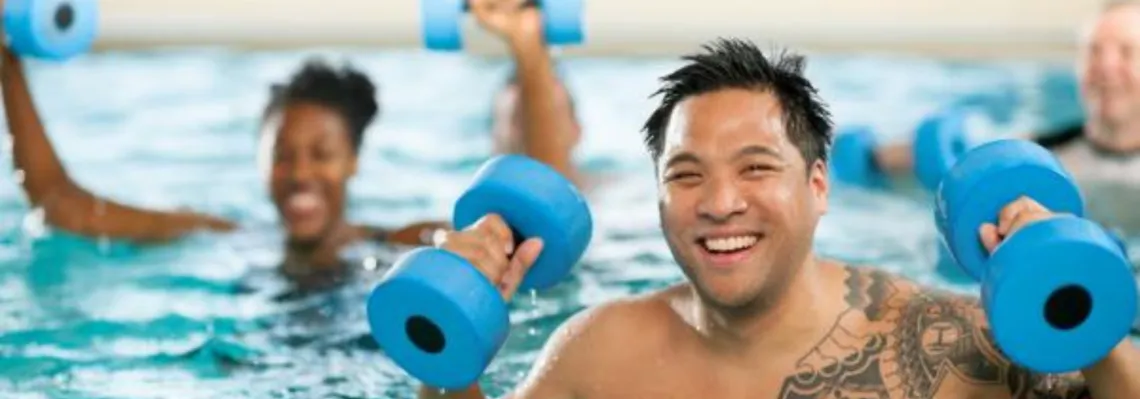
[422,0,584,51]
[4,0,97,61]
[366,154,592,390]
[935,139,1137,373]
[913,107,973,192]
[830,125,889,189]
[830,108,974,191]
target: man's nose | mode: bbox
[1092,48,1125,83]
[697,177,747,222]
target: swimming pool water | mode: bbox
[0,48,1134,398]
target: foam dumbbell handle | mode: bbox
[367,248,510,390]
[4,0,98,61]
[830,125,888,189]
[914,108,972,192]
[983,216,1137,372]
[453,154,593,291]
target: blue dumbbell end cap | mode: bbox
[935,139,1085,280]
[983,216,1137,373]
[830,125,888,189]
[454,155,593,291]
[422,0,464,51]
[542,0,584,46]
[367,247,510,390]
[914,109,970,192]
[5,0,98,61]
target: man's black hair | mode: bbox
[641,38,833,167]
[263,58,379,153]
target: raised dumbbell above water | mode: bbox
[421,0,584,51]
[5,0,97,60]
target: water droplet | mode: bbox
[528,327,537,336]
[12,169,24,184]
[22,207,46,238]
[98,236,110,254]
[363,257,377,271]
[529,289,537,305]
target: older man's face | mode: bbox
[1079,4,1140,134]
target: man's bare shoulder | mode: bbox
[510,287,682,398]
[544,286,682,358]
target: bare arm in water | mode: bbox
[474,0,581,181]
[2,49,236,243]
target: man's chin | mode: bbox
[692,281,761,310]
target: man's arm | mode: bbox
[942,291,1137,398]
[471,0,580,180]
[857,130,1057,178]
[507,36,578,179]
[3,50,235,242]
[1078,339,1140,398]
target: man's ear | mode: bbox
[810,159,829,214]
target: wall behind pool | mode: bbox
[97,0,1104,59]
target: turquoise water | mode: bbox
[0,48,1134,398]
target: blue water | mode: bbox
[0,48,1134,398]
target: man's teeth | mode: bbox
[704,235,758,252]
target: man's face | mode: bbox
[1079,4,1140,136]
[656,88,829,311]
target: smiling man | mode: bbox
[416,38,1140,399]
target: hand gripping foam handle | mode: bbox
[367,154,591,389]
[935,139,1137,372]
[420,0,584,51]
[367,248,510,390]
[914,108,971,192]
[453,154,593,291]
[4,0,97,60]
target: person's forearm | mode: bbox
[419,384,487,399]
[507,36,575,178]
[2,49,75,205]
[1082,340,1140,398]
[872,142,915,175]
